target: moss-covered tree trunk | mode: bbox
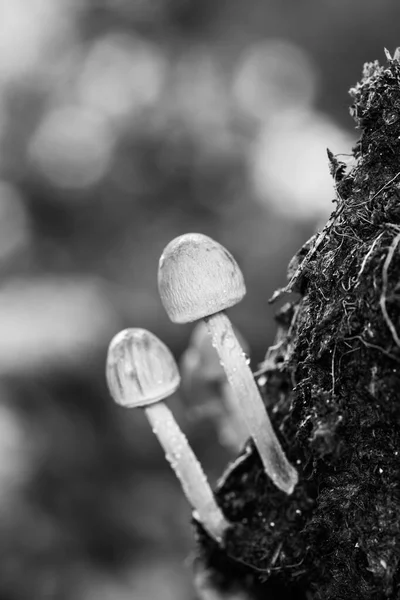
[195,53,400,600]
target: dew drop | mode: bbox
[168,457,178,470]
[243,352,251,366]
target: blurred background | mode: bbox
[0,0,399,598]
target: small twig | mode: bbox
[379,232,400,348]
[356,232,384,284]
[269,542,283,567]
[330,343,337,397]
[370,171,400,202]
[352,171,400,208]
[386,223,400,232]
[254,338,286,377]
[344,335,400,363]
[215,445,252,491]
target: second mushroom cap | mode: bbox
[106,328,180,408]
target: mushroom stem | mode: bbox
[106,327,229,544]
[218,380,249,451]
[205,311,298,495]
[145,401,229,542]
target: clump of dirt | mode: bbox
[196,52,400,600]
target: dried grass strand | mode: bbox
[379,232,400,348]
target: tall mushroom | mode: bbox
[158,233,298,495]
[106,327,229,542]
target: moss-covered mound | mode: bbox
[196,52,400,600]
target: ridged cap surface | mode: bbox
[158,233,246,323]
[106,328,180,408]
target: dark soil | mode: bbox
[195,52,400,600]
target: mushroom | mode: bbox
[180,321,249,451]
[106,327,229,542]
[158,233,298,495]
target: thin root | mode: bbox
[356,232,384,284]
[379,232,400,348]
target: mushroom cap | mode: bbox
[158,233,246,323]
[106,328,180,408]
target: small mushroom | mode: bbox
[158,233,298,494]
[180,321,249,451]
[106,327,229,543]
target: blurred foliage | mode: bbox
[0,0,399,598]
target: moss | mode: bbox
[195,52,400,599]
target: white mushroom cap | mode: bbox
[158,233,246,324]
[106,328,180,408]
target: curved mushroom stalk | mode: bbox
[205,312,298,494]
